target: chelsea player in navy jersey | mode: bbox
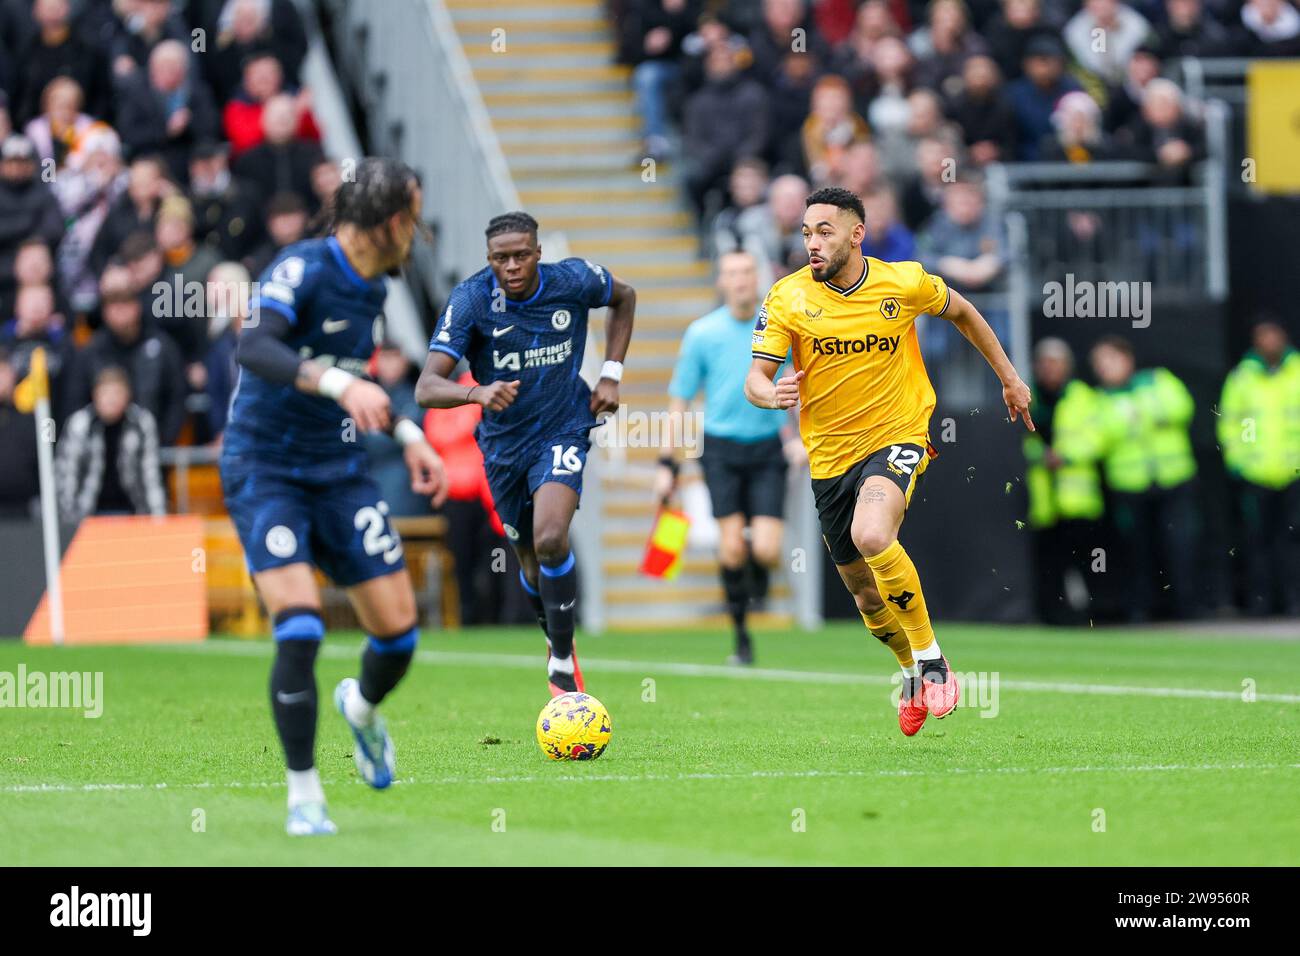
[222,157,448,836]
[415,212,636,697]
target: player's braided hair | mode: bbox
[805,186,866,223]
[485,211,539,241]
[331,157,421,232]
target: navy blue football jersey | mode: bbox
[224,236,388,471]
[429,257,612,463]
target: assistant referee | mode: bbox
[655,250,803,664]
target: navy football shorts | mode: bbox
[484,433,590,546]
[221,454,406,586]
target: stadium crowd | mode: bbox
[0,0,330,506]
[0,0,515,624]
[617,0,1297,275]
[0,0,1294,624]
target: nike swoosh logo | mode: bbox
[492,326,514,338]
[322,319,350,334]
[275,690,312,705]
[559,600,575,612]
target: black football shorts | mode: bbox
[698,433,788,520]
[810,441,935,566]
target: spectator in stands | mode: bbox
[677,13,740,100]
[682,43,769,216]
[154,195,222,365]
[880,87,963,180]
[1007,34,1081,159]
[0,134,65,296]
[1091,335,1199,621]
[916,173,1007,294]
[242,190,308,277]
[711,158,771,258]
[801,74,870,186]
[765,50,823,174]
[308,155,342,219]
[763,172,813,277]
[833,0,903,94]
[10,0,111,126]
[24,77,107,173]
[715,164,811,282]
[109,0,191,74]
[57,364,167,522]
[910,0,992,95]
[915,171,1008,358]
[195,260,247,444]
[860,35,916,142]
[2,237,63,320]
[1041,90,1120,161]
[52,125,127,311]
[0,93,11,141]
[0,349,40,518]
[1103,41,1162,133]
[119,231,166,309]
[627,0,698,163]
[748,0,832,82]
[363,342,433,518]
[231,93,324,212]
[221,50,319,157]
[1,282,75,422]
[89,153,174,280]
[946,53,1019,165]
[860,187,916,261]
[422,369,509,626]
[1238,0,1300,55]
[1218,319,1300,616]
[1157,0,1236,57]
[1064,0,1153,86]
[114,38,220,183]
[831,140,886,196]
[1122,77,1205,183]
[899,135,953,230]
[204,0,310,103]
[70,266,187,445]
[188,140,262,261]
[984,0,1053,81]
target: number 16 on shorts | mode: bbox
[551,444,584,476]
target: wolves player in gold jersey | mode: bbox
[745,187,1034,736]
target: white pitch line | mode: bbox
[3,762,1297,796]
[149,640,1300,704]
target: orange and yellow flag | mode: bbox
[13,346,49,414]
[639,507,690,580]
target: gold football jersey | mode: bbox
[751,257,950,480]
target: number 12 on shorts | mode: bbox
[887,444,921,474]
[551,444,583,476]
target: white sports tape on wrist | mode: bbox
[317,367,356,401]
[393,418,426,447]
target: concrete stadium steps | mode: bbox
[452,0,752,627]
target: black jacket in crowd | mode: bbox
[69,325,188,446]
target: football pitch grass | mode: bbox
[1,623,1297,866]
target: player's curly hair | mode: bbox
[485,211,539,241]
[805,186,865,223]
[331,157,421,231]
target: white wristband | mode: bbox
[600,360,624,383]
[317,366,356,401]
[393,418,426,448]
